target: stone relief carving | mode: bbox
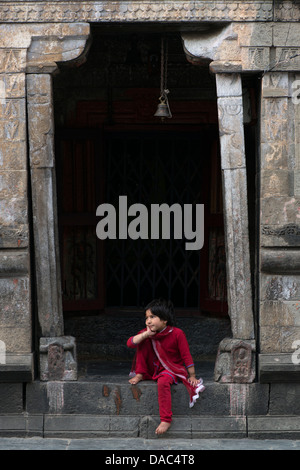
[214,338,256,383]
[262,224,300,237]
[40,337,77,381]
[0,1,274,23]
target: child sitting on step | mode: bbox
[127,298,205,435]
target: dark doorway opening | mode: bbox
[104,129,221,310]
[56,124,227,316]
[54,26,232,363]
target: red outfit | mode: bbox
[127,326,205,423]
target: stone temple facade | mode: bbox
[0,0,300,438]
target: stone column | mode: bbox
[27,74,63,338]
[27,74,77,380]
[213,73,255,383]
[25,23,90,381]
[182,31,256,382]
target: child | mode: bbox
[127,298,205,435]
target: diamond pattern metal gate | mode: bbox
[105,130,210,309]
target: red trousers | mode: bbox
[156,373,174,423]
[133,339,174,423]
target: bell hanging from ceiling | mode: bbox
[154,94,172,120]
[154,37,172,121]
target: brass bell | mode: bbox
[154,96,172,120]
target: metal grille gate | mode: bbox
[105,131,209,309]
[57,127,227,314]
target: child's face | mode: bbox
[145,309,167,333]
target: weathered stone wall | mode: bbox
[0,43,31,356]
[260,72,300,355]
[0,22,89,380]
[182,16,300,380]
[0,1,300,384]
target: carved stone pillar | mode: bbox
[182,31,256,383]
[215,73,254,340]
[213,73,255,383]
[25,23,90,381]
[27,74,64,334]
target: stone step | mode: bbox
[1,412,300,439]
[1,361,300,438]
[21,359,272,438]
[26,377,269,417]
[42,414,248,439]
[25,360,269,418]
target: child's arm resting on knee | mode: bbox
[127,327,155,348]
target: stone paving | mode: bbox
[0,437,299,450]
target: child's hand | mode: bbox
[188,376,200,387]
[141,326,157,341]
[145,326,157,337]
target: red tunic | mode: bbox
[127,326,194,382]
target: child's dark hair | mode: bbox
[145,298,175,326]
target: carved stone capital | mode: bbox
[27,23,90,73]
[0,23,90,73]
[182,22,300,73]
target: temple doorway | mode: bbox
[54,25,234,363]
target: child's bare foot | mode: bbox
[155,421,171,435]
[129,373,143,384]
